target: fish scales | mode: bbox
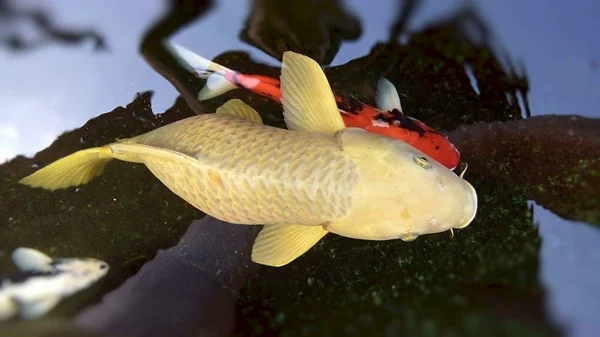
[17,51,478,267]
[125,113,358,225]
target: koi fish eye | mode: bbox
[413,156,432,170]
[99,263,108,270]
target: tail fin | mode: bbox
[19,146,114,191]
[166,42,239,100]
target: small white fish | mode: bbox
[0,247,109,321]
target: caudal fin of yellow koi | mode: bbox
[19,147,114,191]
[166,41,239,100]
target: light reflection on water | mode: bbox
[535,202,600,337]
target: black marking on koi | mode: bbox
[374,113,427,137]
[336,93,363,115]
[390,108,404,118]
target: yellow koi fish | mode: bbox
[19,52,478,267]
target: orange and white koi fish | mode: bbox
[167,43,460,170]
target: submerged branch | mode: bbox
[450,115,600,226]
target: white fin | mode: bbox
[0,295,19,321]
[11,248,54,272]
[216,99,263,124]
[251,224,329,267]
[19,296,61,320]
[166,42,238,101]
[376,77,403,113]
[280,51,346,134]
[198,73,239,101]
[167,42,232,75]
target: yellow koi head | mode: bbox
[325,128,478,242]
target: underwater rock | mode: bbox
[450,115,600,226]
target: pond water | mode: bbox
[0,1,598,337]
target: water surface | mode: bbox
[0,1,598,336]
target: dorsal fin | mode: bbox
[12,247,54,272]
[280,51,345,134]
[216,99,263,124]
[375,77,403,113]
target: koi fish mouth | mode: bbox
[455,180,478,229]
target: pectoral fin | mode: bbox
[280,52,346,134]
[12,248,54,272]
[216,99,263,124]
[252,224,329,267]
[19,296,61,320]
[375,77,403,113]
